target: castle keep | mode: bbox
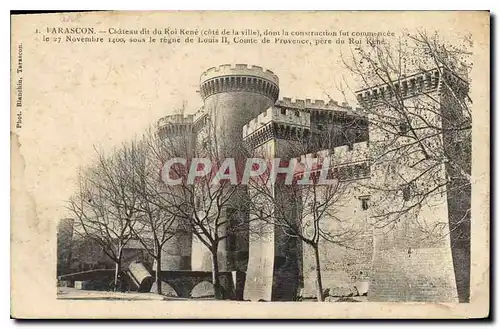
[155,64,469,302]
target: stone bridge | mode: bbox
[58,268,247,300]
[154,270,246,300]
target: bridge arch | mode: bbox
[152,281,179,297]
[155,270,241,299]
[190,280,215,298]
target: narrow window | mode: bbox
[402,185,412,201]
[359,196,370,210]
[402,81,409,96]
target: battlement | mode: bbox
[242,106,311,149]
[157,114,194,128]
[243,106,310,138]
[200,64,280,101]
[156,113,195,138]
[276,97,364,115]
[200,64,279,85]
[355,68,469,106]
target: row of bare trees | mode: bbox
[67,117,254,298]
[67,138,171,293]
[66,116,364,301]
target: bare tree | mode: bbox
[149,115,248,300]
[339,30,471,236]
[67,146,140,291]
[339,30,472,301]
[115,137,179,295]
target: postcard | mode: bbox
[10,11,490,319]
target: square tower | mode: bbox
[356,68,471,302]
[242,106,310,301]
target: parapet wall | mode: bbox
[242,96,368,139]
[200,64,279,85]
[157,114,194,128]
[157,107,210,135]
[277,97,344,109]
[157,114,195,138]
[243,106,311,138]
[355,68,469,105]
[275,97,365,115]
[200,64,280,101]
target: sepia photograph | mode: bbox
[11,10,489,319]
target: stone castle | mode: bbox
[154,64,470,302]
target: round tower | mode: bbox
[193,65,279,274]
[200,64,279,153]
[155,114,194,272]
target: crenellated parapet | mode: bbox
[243,106,310,149]
[276,97,363,112]
[201,64,279,85]
[243,106,311,136]
[157,114,194,137]
[199,64,280,101]
[157,113,194,126]
[355,68,469,107]
[276,97,348,110]
[276,97,367,125]
[297,142,370,181]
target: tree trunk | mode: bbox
[114,261,120,292]
[155,255,162,295]
[313,245,324,302]
[113,248,123,292]
[211,247,223,300]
